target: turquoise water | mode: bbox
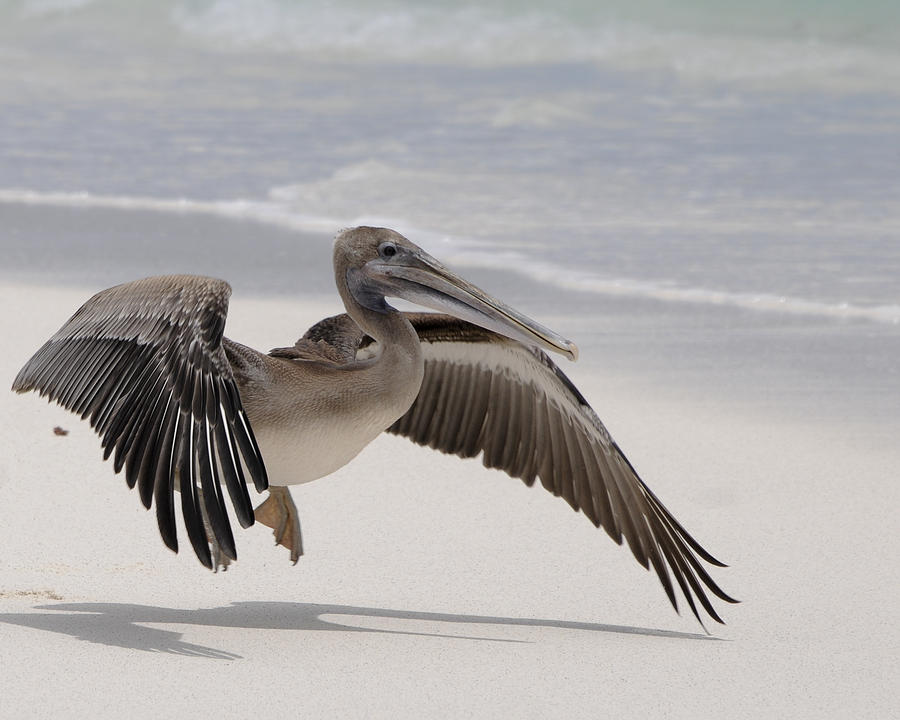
[0,0,898,319]
[4,0,900,80]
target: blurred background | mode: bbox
[1,0,898,428]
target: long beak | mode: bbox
[367,248,579,361]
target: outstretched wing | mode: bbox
[12,275,268,568]
[387,313,737,626]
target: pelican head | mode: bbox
[335,226,578,361]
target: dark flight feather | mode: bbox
[386,313,738,626]
[11,275,268,567]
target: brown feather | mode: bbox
[11,275,268,566]
[378,312,737,624]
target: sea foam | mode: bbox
[3,187,896,325]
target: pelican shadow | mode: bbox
[0,601,717,659]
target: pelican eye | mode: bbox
[379,242,398,259]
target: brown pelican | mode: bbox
[12,226,737,626]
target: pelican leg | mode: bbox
[254,486,303,564]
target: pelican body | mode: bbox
[12,227,737,627]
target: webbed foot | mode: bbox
[254,486,303,564]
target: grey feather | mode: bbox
[11,275,268,566]
[384,313,738,626]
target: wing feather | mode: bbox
[12,275,268,567]
[387,313,737,626]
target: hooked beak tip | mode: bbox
[373,250,581,362]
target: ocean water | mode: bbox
[0,0,898,424]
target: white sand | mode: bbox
[1,281,897,719]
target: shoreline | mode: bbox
[4,195,898,325]
[2,199,898,435]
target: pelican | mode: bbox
[12,226,737,626]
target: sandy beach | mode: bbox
[1,264,896,719]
